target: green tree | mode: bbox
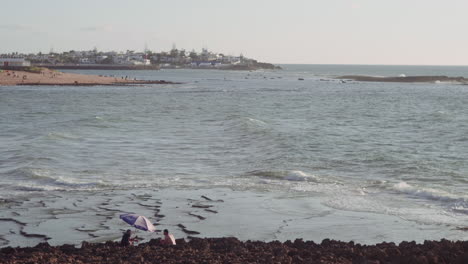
[189,50,198,60]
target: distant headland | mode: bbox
[0,48,281,71]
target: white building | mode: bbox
[116,54,151,65]
[0,58,31,67]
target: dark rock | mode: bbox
[0,246,16,255]
[59,244,77,254]
[321,238,331,247]
[34,242,51,249]
[337,75,468,83]
[175,238,186,244]
[2,237,468,264]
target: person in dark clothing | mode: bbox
[120,229,134,246]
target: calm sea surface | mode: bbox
[1,64,468,245]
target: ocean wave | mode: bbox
[6,167,109,191]
[247,170,321,183]
[389,182,468,215]
[320,181,467,226]
[12,179,110,192]
[223,115,280,155]
[391,182,462,202]
[224,115,271,133]
[7,167,52,180]
[13,184,66,192]
[243,117,268,127]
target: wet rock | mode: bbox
[0,246,16,255]
[2,238,468,263]
[175,238,186,245]
[59,244,77,254]
[366,247,387,262]
[34,242,51,249]
[321,238,332,247]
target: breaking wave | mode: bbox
[247,170,321,183]
[6,167,109,192]
[390,182,463,203]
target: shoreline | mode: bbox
[1,187,466,249]
[29,64,161,71]
[0,68,178,86]
[1,237,468,263]
[0,62,281,72]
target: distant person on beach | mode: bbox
[120,229,135,246]
[160,229,176,245]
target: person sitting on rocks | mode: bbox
[120,229,135,247]
[160,229,176,245]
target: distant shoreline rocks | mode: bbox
[218,62,282,71]
[338,75,468,84]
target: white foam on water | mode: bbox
[22,167,52,179]
[284,170,318,182]
[6,167,111,193]
[248,170,321,183]
[53,175,106,187]
[244,117,267,126]
[14,183,67,192]
[285,177,468,227]
[391,181,464,203]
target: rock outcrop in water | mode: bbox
[219,62,282,71]
[2,238,468,264]
[338,75,468,83]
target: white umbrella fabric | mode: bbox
[120,213,156,232]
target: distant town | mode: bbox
[0,47,280,71]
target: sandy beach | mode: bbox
[0,68,175,86]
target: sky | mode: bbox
[1,0,468,65]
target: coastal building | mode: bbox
[0,58,31,67]
[79,58,96,64]
[0,48,264,69]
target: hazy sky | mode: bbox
[1,0,468,65]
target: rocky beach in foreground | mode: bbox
[0,68,176,86]
[1,237,468,264]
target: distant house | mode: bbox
[0,58,31,67]
[79,58,96,64]
[117,54,151,65]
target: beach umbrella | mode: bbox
[120,213,156,232]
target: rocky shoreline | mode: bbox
[338,75,468,83]
[1,237,468,264]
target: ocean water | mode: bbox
[1,64,468,247]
